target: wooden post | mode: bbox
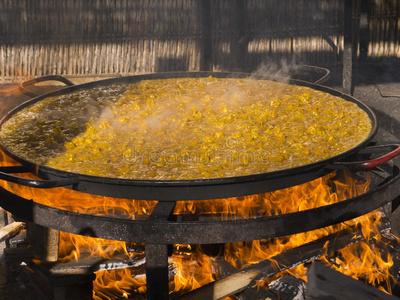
[358,0,371,62]
[231,0,248,72]
[343,0,359,95]
[200,0,213,71]
[27,223,59,262]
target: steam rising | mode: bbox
[93,78,254,145]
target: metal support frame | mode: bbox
[146,244,170,300]
[145,201,176,300]
[0,166,398,245]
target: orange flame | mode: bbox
[0,168,157,220]
[93,268,146,300]
[0,147,396,298]
[173,171,370,218]
[170,248,217,294]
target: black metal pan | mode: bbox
[0,71,399,201]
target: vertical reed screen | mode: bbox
[0,0,398,83]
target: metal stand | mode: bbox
[145,201,176,299]
[146,244,170,300]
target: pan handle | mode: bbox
[19,75,75,98]
[297,65,331,84]
[274,65,331,84]
[327,144,400,171]
[0,166,78,188]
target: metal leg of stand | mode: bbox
[145,243,170,300]
[145,201,176,299]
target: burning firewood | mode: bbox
[0,221,24,244]
[307,262,399,300]
[175,226,372,300]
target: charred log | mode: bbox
[175,225,382,300]
[307,262,399,300]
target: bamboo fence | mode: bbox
[0,0,398,83]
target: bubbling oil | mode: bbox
[0,77,372,180]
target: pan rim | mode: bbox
[0,71,378,192]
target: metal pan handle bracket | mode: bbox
[0,166,79,188]
[297,65,331,84]
[327,144,400,171]
[274,65,331,84]
[19,75,75,98]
